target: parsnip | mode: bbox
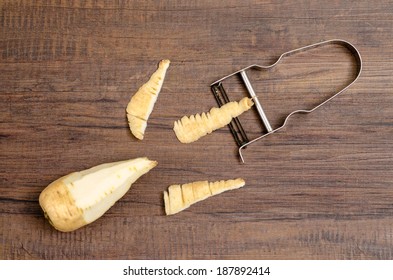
[163,178,245,215]
[39,157,157,232]
[173,97,253,143]
[126,59,170,140]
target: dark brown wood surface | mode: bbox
[1,0,392,260]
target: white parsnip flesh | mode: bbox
[173,97,253,143]
[163,178,245,215]
[126,59,170,140]
[39,157,157,232]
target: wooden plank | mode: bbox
[1,0,392,259]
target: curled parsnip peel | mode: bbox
[39,157,157,232]
[173,97,253,143]
[126,59,170,140]
[163,178,245,215]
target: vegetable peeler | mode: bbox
[210,39,363,163]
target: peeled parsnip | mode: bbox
[126,59,170,140]
[173,97,254,143]
[163,178,245,215]
[39,157,157,232]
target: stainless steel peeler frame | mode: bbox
[210,39,363,163]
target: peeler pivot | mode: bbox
[210,39,363,163]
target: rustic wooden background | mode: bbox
[1,0,392,260]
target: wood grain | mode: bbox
[1,0,392,259]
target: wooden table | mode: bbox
[1,0,392,260]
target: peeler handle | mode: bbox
[235,39,363,163]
